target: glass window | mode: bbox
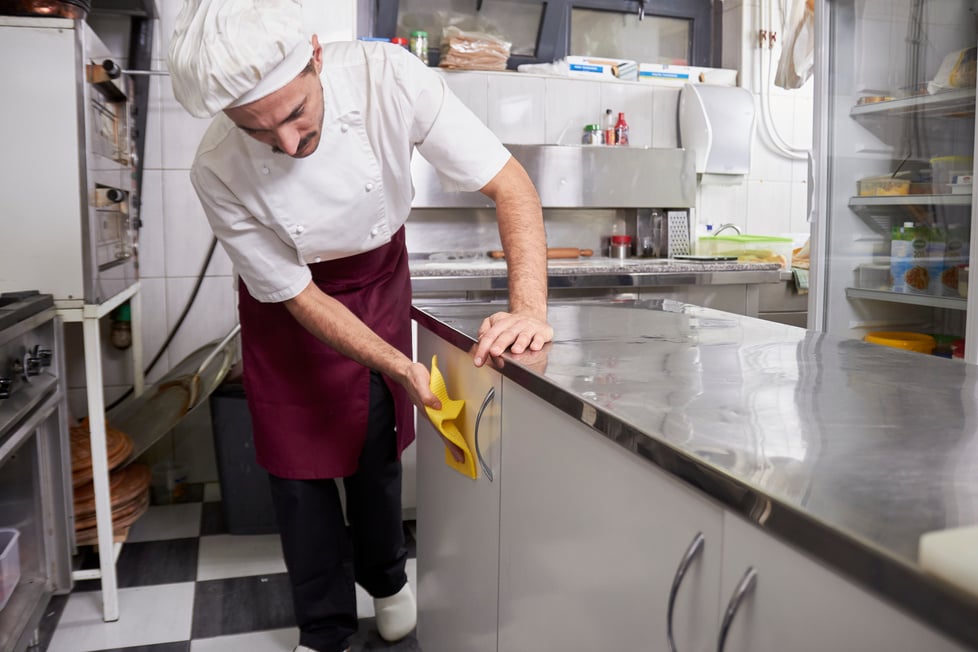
[570,9,690,64]
[397,0,544,57]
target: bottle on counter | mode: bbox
[603,109,615,146]
[410,30,429,64]
[582,123,602,145]
[614,111,630,146]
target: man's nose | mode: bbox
[274,126,302,155]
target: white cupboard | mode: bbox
[415,328,503,652]
[718,512,967,652]
[497,381,724,652]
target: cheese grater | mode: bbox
[650,210,692,257]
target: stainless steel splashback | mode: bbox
[411,145,696,209]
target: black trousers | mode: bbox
[269,371,408,652]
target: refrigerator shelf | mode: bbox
[850,88,976,119]
[849,195,972,234]
[846,287,966,311]
[849,195,972,208]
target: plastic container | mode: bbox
[930,155,973,193]
[0,529,20,614]
[857,175,911,196]
[857,262,890,290]
[609,234,632,260]
[695,235,794,268]
[864,331,936,354]
[209,383,278,534]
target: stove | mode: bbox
[0,291,54,332]
[0,290,72,651]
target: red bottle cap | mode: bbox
[611,235,632,244]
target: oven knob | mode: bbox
[0,378,11,399]
[23,352,41,380]
[31,346,52,368]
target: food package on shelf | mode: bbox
[928,46,977,95]
[566,56,638,81]
[438,26,510,71]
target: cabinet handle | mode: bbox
[667,531,705,652]
[717,567,757,652]
[474,386,495,482]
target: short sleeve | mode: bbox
[190,165,311,303]
[397,51,511,192]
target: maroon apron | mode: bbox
[237,227,415,479]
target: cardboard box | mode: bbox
[566,56,638,81]
[638,63,738,87]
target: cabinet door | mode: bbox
[498,381,723,652]
[718,512,967,652]
[416,327,503,652]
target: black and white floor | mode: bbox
[37,483,420,652]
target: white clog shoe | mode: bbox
[373,583,417,642]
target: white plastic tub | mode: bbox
[0,528,20,614]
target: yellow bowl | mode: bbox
[864,331,936,354]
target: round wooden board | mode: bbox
[73,463,152,521]
[70,420,134,487]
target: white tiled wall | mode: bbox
[76,0,812,481]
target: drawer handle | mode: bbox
[667,531,705,652]
[717,567,757,652]
[474,386,495,482]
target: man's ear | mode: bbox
[311,34,323,72]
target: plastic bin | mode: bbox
[209,383,278,534]
[0,528,20,614]
[696,235,794,269]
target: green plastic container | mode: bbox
[696,235,794,268]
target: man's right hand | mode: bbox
[401,361,465,463]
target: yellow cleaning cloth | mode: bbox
[424,355,477,480]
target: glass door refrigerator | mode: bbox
[811,0,978,362]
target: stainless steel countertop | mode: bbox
[411,299,978,649]
[409,257,783,292]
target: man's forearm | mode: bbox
[481,157,548,318]
[284,281,412,381]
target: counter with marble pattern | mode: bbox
[412,299,978,650]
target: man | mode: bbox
[166,1,552,651]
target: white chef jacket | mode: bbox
[189,40,512,303]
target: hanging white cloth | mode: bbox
[775,0,815,89]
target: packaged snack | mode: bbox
[890,222,929,294]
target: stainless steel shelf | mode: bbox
[850,88,976,118]
[846,287,966,310]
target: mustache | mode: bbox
[273,131,318,156]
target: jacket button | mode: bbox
[261,166,270,175]
[340,124,349,133]
[370,227,379,237]
[365,182,374,192]
[295,225,305,234]
[314,256,322,263]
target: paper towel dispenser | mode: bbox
[679,84,755,175]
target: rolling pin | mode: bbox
[488,247,594,259]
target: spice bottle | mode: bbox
[603,109,615,146]
[391,36,409,49]
[614,112,630,146]
[582,124,602,145]
[410,30,429,64]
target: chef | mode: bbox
[166,1,551,651]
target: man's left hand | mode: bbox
[473,311,553,367]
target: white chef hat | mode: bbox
[167,0,314,118]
